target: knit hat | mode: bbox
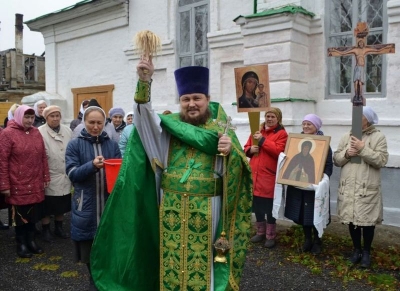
[43,105,62,119]
[174,66,209,97]
[109,107,125,118]
[363,106,378,125]
[303,114,322,131]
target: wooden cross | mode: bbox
[328,22,395,163]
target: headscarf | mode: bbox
[13,105,35,128]
[7,103,20,121]
[87,99,101,108]
[265,107,283,127]
[303,114,322,131]
[241,71,259,97]
[83,106,107,134]
[124,111,134,122]
[80,100,90,115]
[363,106,379,125]
[33,100,47,117]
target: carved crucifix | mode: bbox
[328,22,395,163]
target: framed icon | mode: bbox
[277,133,331,188]
[234,64,270,112]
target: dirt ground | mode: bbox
[0,209,399,291]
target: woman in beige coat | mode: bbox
[333,106,388,268]
[38,106,73,242]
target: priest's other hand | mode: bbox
[218,134,232,155]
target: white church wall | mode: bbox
[27,0,400,225]
[210,0,253,31]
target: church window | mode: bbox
[178,0,209,68]
[327,0,387,98]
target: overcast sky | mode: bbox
[0,0,79,55]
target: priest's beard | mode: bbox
[180,108,211,126]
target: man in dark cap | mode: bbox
[238,71,259,108]
[91,58,253,291]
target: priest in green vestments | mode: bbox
[90,58,253,291]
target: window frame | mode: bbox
[176,0,210,69]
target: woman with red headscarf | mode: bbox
[0,105,50,258]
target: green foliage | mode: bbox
[279,225,400,290]
[368,274,398,290]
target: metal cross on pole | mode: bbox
[217,116,237,135]
[328,22,395,163]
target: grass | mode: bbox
[278,225,400,290]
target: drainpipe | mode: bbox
[254,0,257,14]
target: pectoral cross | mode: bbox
[328,22,395,163]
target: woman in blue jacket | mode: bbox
[66,105,121,290]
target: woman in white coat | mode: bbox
[38,106,73,242]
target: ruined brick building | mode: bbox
[0,14,45,125]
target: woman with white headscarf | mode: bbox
[3,103,20,128]
[33,100,47,127]
[65,105,121,290]
[124,111,134,125]
[333,106,388,268]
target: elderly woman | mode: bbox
[284,114,333,254]
[33,100,47,127]
[333,106,388,268]
[38,105,73,242]
[108,107,126,142]
[244,108,288,248]
[0,105,50,258]
[66,105,121,289]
